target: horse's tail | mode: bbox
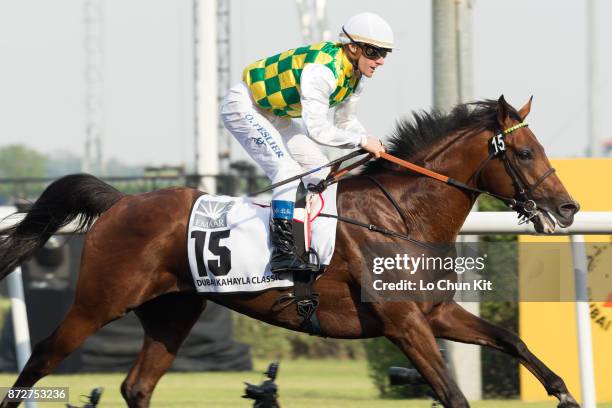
[0,174,124,280]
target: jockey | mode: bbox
[220,12,392,273]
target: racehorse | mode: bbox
[0,96,580,408]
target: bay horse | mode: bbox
[0,96,580,408]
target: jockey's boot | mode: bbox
[269,217,314,273]
[269,200,312,273]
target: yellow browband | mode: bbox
[502,122,529,135]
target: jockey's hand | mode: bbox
[360,136,386,158]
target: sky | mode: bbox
[0,0,610,170]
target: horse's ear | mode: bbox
[518,96,533,121]
[496,95,511,127]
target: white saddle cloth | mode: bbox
[187,184,338,293]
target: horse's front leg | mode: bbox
[428,301,579,408]
[376,302,469,408]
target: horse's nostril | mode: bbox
[558,202,580,216]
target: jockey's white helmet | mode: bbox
[338,12,395,50]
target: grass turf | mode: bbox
[1,359,607,407]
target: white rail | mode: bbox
[462,211,612,235]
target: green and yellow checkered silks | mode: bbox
[243,42,359,118]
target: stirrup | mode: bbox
[270,259,318,274]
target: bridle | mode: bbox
[464,122,556,223]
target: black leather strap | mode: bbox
[364,175,410,234]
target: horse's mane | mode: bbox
[362,99,522,174]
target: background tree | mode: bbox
[0,144,48,202]
[0,145,47,178]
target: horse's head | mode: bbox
[476,95,580,233]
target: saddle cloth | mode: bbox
[187,184,338,293]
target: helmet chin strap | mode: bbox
[343,44,362,77]
[341,27,364,76]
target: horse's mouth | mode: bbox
[531,206,576,233]
[532,210,557,234]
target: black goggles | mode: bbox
[360,43,388,60]
[342,27,390,60]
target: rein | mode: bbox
[379,151,524,206]
[253,121,556,243]
[249,149,367,196]
[376,122,556,221]
[320,121,556,242]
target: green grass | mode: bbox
[1,359,608,407]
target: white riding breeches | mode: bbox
[220,82,329,202]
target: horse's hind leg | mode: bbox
[379,303,469,408]
[0,305,104,408]
[429,301,579,408]
[121,293,206,408]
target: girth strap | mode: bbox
[292,270,322,336]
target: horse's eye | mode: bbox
[517,148,533,161]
